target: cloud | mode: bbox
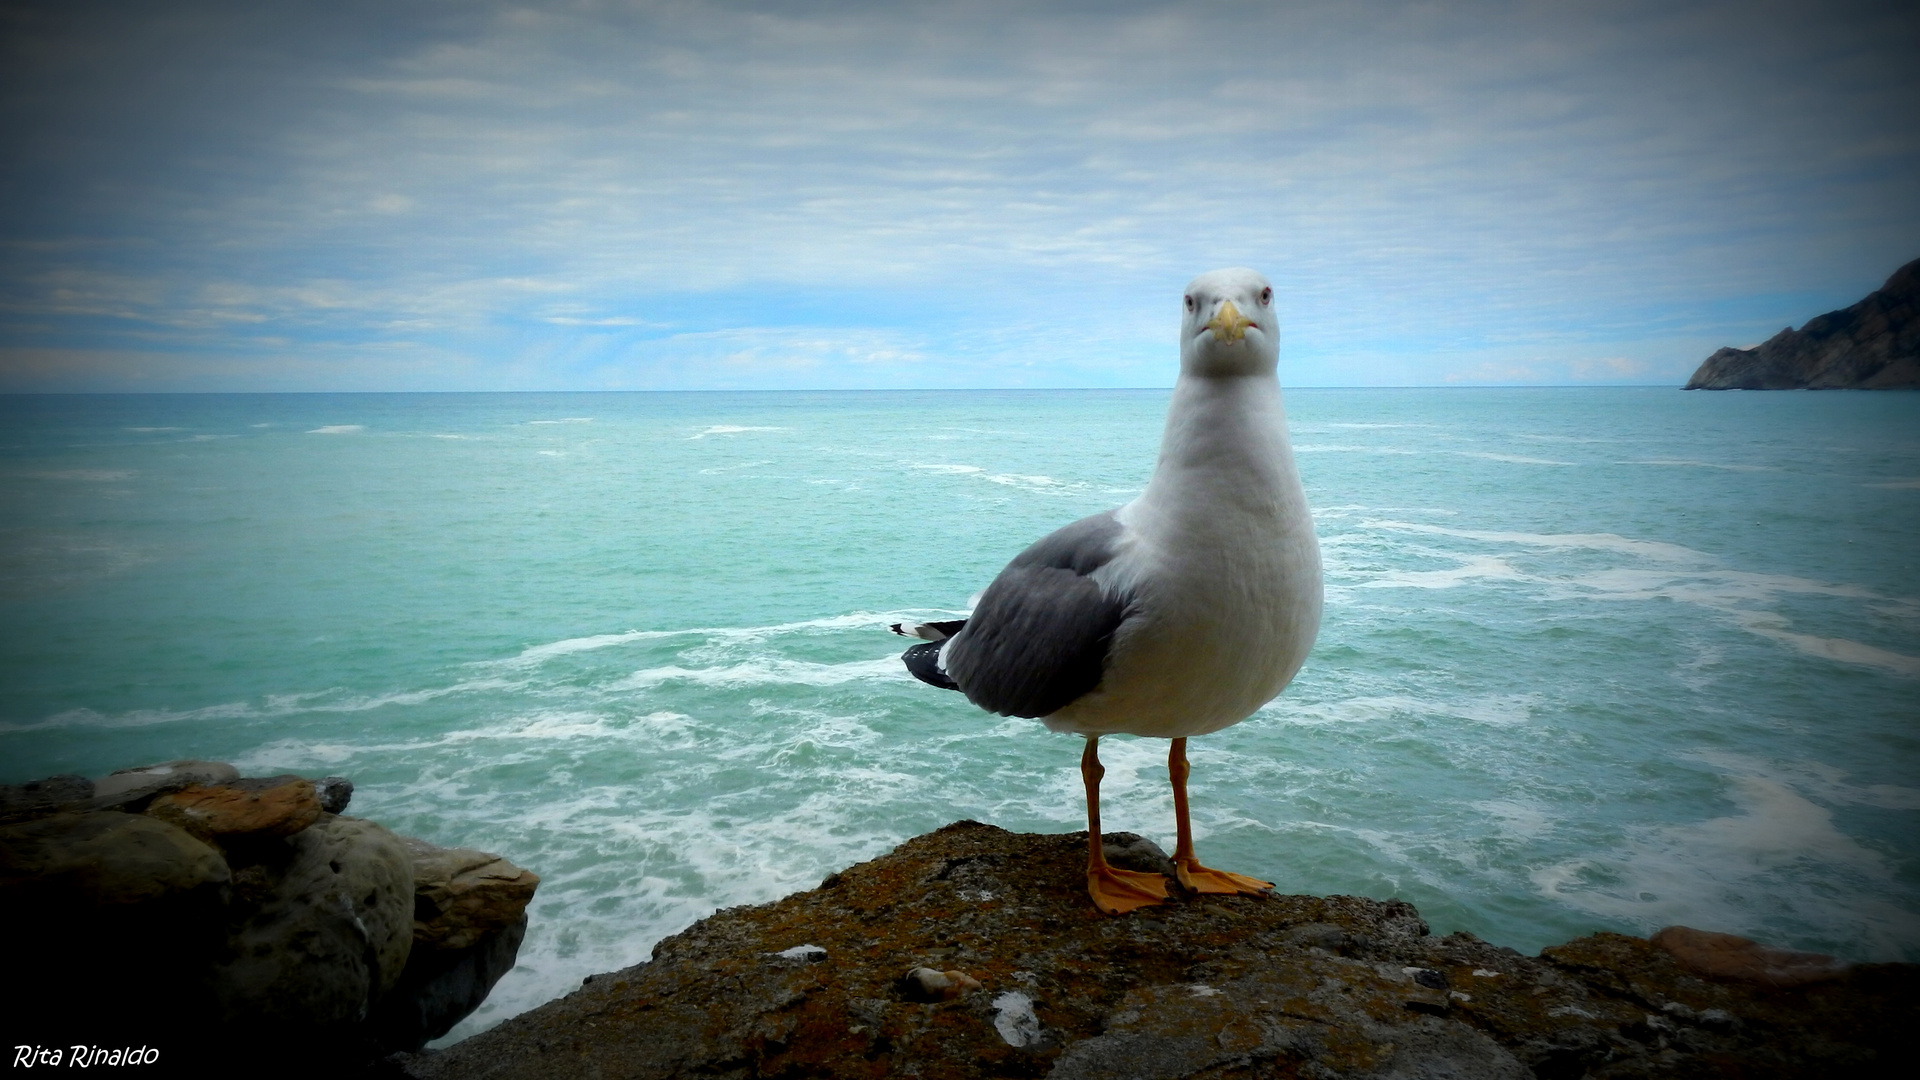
[2,0,1917,390]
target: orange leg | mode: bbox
[1169,737,1274,896]
[1082,736,1169,914]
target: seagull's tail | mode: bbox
[900,639,961,692]
[894,619,967,692]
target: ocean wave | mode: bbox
[494,611,933,667]
[687,425,787,439]
[1530,754,1920,960]
[13,469,135,482]
[527,418,593,425]
[906,460,1073,492]
[609,656,904,690]
[1292,445,1421,455]
[1271,693,1540,728]
[307,425,365,435]
[1624,459,1777,472]
[1448,451,1576,466]
[0,677,527,732]
[1348,522,1917,677]
[1365,521,1708,563]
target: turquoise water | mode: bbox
[3,388,1916,1041]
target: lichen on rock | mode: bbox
[396,820,1916,1080]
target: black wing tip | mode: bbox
[892,618,968,641]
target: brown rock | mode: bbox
[146,776,323,841]
[90,759,240,810]
[396,822,1920,1080]
[1652,924,1851,987]
[0,808,230,908]
[404,836,542,951]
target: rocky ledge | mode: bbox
[0,760,539,1061]
[402,821,1913,1079]
[1685,257,1919,389]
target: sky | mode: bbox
[1,0,1917,392]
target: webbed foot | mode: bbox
[1088,865,1170,914]
[1174,858,1273,896]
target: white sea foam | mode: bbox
[527,418,593,424]
[1351,521,1918,677]
[907,461,1072,491]
[493,612,929,667]
[1365,521,1708,564]
[307,425,365,434]
[15,469,135,482]
[983,472,1059,488]
[1293,445,1420,455]
[610,656,903,690]
[1449,451,1577,466]
[687,425,787,439]
[1352,554,1528,590]
[0,677,526,732]
[1626,459,1777,472]
[1531,756,1920,959]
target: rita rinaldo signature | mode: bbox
[12,1046,160,1068]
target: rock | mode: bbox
[1652,924,1851,987]
[145,776,323,842]
[90,759,240,810]
[365,836,542,1052]
[902,966,983,1002]
[373,914,530,1054]
[211,814,415,1030]
[0,764,533,1067]
[316,775,354,814]
[395,821,1920,1080]
[1686,257,1920,389]
[402,836,542,952]
[0,773,93,822]
[0,811,233,1036]
[0,808,231,909]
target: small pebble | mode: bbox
[904,966,982,1001]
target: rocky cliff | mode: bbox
[0,760,539,1065]
[1685,258,1920,389]
[399,820,1914,1079]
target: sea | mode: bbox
[2,387,1916,1043]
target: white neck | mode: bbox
[1135,372,1301,527]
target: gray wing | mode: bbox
[942,509,1133,719]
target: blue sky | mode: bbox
[2,0,1916,391]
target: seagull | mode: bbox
[893,268,1323,914]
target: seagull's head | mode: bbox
[1179,268,1279,378]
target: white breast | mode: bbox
[1042,375,1323,738]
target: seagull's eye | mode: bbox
[1184,295,1195,312]
[1260,287,1272,306]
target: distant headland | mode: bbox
[1685,258,1919,389]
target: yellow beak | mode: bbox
[1206,299,1251,343]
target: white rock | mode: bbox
[992,990,1042,1047]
